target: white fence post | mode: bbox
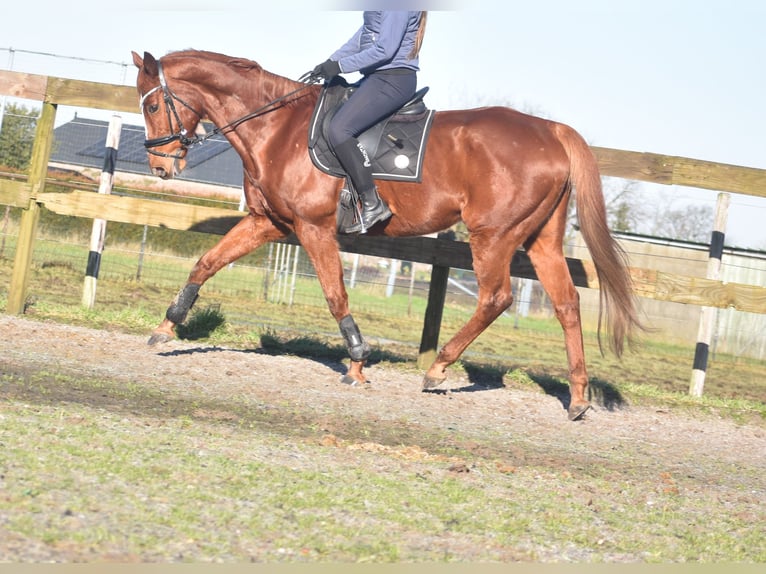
[82,114,121,309]
[689,192,730,397]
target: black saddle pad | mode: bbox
[307,78,435,183]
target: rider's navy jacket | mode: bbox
[330,11,422,76]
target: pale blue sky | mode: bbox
[2,1,764,248]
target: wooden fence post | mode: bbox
[6,101,57,315]
[689,192,730,397]
[418,264,450,369]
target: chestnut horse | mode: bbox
[132,49,641,420]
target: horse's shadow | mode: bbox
[157,342,347,375]
[507,369,628,413]
[157,331,410,377]
[159,334,627,413]
[434,362,627,413]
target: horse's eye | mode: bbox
[148,104,159,114]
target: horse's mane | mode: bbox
[165,49,263,73]
[163,49,314,108]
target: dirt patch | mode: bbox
[1,315,765,561]
[2,313,764,473]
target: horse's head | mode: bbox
[132,51,203,180]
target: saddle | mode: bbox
[308,77,435,183]
[307,77,435,234]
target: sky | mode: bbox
[2,0,765,249]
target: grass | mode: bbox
[175,305,227,341]
[2,369,764,562]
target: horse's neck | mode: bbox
[201,64,302,126]
[193,63,311,178]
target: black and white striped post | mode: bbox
[82,114,121,309]
[689,192,730,397]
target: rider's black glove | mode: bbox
[314,59,341,79]
[299,59,341,83]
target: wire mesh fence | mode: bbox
[1,47,765,363]
[2,205,765,363]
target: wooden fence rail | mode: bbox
[1,70,765,367]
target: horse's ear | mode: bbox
[132,51,159,78]
[131,51,143,69]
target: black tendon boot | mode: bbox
[333,138,393,234]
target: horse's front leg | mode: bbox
[148,214,286,345]
[337,314,371,385]
[295,223,371,385]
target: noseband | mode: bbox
[139,60,203,159]
[139,58,318,160]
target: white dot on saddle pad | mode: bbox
[394,154,410,169]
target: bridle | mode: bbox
[139,58,318,159]
[139,60,201,158]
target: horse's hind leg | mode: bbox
[524,219,591,420]
[423,233,515,389]
[149,214,285,345]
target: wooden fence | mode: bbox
[1,69,765,369]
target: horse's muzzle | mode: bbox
[149,154,186,180]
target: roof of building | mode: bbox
[51,115,243,188]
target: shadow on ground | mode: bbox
[172,331,629,413]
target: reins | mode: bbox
[141,58,318,157]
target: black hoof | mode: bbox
[148,333,172,346]
[340,375,368,387]
[568,402,591,421]
[422,375,446,390]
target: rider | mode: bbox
[307,11,427,234]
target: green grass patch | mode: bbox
[1,369,763,562]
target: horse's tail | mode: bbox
[553,123,642,357]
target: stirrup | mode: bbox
[336,181,365,235]
[344,198,392,235]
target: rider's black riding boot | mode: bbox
[347,186,393,234]
[333,138,392,234]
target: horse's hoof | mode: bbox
[148,332,172,346]
[568,402,591,421]
[340,374,367,387]
[422,374,446,390]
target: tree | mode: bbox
[567,179,716,244]
[0,103,38,171]
[566,178,647,239]
[645,199,714,243]
[604,180,647,233]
